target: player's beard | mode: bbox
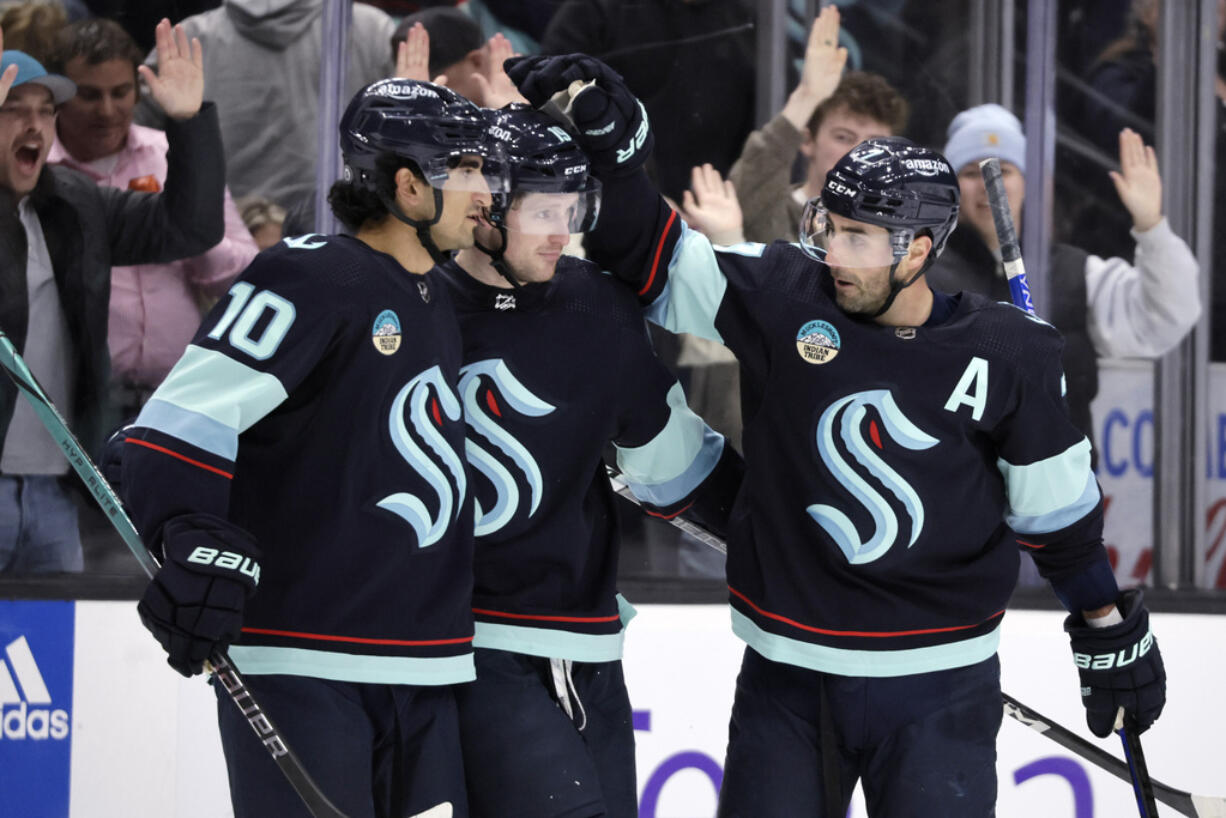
[830,266,892,316]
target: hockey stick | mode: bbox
[1005,694,1224,818]
[0,330,349,818]
[607,465,1225,817]
[978,155,1164,816]
[978,157,1035,315]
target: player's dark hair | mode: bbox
[46,18,145,75]
[328,154,425,232]
[806,71,909,138]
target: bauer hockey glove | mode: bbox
[138,513,261,677]
[505,54,652,177]
[1064,588,1166,738]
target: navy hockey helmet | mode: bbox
[804,136,960,265]
[485,103,601,234]
[338,78,505,195]
[800,137,959,317]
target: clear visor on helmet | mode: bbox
[799,199,914,271]
[503,184,602,235]
[420,151,510,194]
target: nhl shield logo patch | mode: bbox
[796,319,840,364]
[372,309,402,355]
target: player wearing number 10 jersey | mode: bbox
[120,79,505,817]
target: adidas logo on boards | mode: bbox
[0,636,69,740]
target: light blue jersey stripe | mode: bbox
[1006,468,1101,534]
[148,345,289,435]
[473,595,637,662]
[999,438,1101,534]
[615,383,725,507]
[730,608,1001,678]
[135,399,239,460]
[474,623,627,662]
[226,645,475,685]
[644,221,731,342]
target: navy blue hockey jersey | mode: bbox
[586,178,1114,679]
[437,256,731,661]
[121,234,475,685]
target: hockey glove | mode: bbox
[138,513,261,677]
[100,424,134,493]
[505,54,652,177]
[1065,588,1165,738]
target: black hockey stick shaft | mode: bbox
[607,466,1226,817]
[1006,694,1226,817]
[979,157,1036,315]
[1117,709,1162,817]
[0,330,349,818]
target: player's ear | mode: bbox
[394,167,430,214]
[907,233,933,271]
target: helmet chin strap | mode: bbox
[474,221,522,288]
[380,187,450,266]
[867,256,928,319]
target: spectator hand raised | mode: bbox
[680,164,746,246]
[0,26,20,106]
[1109,128,1163,233]
[781,6,849,131]
[473,34,526,109]
[394,22,447,84]
[138,18,204,121]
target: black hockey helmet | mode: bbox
[800,137,960,316]
[338,79,507,261]
[475,104,602,286]
[486,103,601,233]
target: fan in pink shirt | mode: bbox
[47,18,257,416]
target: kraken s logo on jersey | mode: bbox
[377,366,467,548]
[807,389,939,564]
[459,359,556,536]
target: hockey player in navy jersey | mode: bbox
[118,79,506,817]
[436,104,741,818]
[504,56,1167,816]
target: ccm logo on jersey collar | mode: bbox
[796,319,841,364]
[372,309,402,355]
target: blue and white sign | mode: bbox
[0,601,74,818]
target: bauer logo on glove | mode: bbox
[1072,626,1154,670]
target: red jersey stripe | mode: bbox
[472,608,621,624]
[125,437,233,479]
[640,209,678,297]
[241,626,473,646]
[729,586,1004,638]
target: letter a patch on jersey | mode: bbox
[807,390,938,564]
[944,357,989,421]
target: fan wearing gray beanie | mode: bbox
[926,103,1200,451]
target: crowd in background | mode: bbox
[0,0,1217,581]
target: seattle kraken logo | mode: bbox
[807,390,939,564]
[377,366,467,548]
[459,359,556,536]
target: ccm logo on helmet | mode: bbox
[902,158,951,176]
[370,81,439,101]
[825,179,856,198]
[1072,629,1154,670]
[187,546,261,585]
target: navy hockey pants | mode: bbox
[215,673,468,818]
[456,648,637,818]
[717,648,1002,818]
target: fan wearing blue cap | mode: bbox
[1,19,227,577]
[0,42,76,195]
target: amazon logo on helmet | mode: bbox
[338,78,497,193]
[819,136,961,260]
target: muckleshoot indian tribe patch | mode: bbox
[796,319,841,364]
[372,309,402,355]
